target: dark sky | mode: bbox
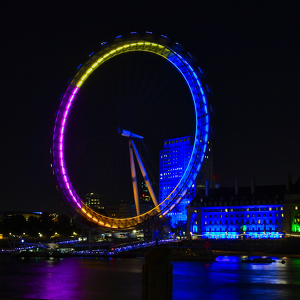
[1,1,299,214]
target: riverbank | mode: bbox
[186,237,300,255]
[212,250,300,258]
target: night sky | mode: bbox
[1,2,299,214]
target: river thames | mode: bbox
[1,255,300,299]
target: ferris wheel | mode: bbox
[52,32,210,230]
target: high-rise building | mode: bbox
[139,181,156,202]
[196,141,214,191]
[85,193,104,213]
[159,136,196,227]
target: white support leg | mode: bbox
[130,140,159,208]
[129,140,140,216]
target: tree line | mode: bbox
[0,213,79,238]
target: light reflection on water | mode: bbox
[0,255,300,300]
[173,256,300,300]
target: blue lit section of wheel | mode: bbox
[52,33,210,229]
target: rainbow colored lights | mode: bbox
[52,35,210,229]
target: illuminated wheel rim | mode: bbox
[52,33,210,230]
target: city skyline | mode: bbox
[1,2,299,214]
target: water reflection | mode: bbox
[1,255,300,300]
[0,256,144,300]
[173,256,300,300]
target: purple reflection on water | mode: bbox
[0,257,143,300]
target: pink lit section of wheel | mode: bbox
[52,33,210,230]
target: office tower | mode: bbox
[159,136,196,227]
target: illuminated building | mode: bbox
[85,193,104,213]
[140,181,156,202]
[187,175,300,239]
[159,136,196,227]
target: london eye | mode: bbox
[52,33,210,230]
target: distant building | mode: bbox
[159,136,196,227]
[85,193,104,213]
[139,181,156,202]
[196,140,214,191]
[104,205,119,218]
[187,175,300,239]
[119,200,154,218]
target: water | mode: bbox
[1,255,300,299]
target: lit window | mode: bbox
[295,206,298,210]
[281,214,284,217]
[247,214,249,218]
[269,207,272,211]
[225,209,228,212]
[258,220,261,224]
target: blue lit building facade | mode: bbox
[187,175,300,239]
[159,136,196,227]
